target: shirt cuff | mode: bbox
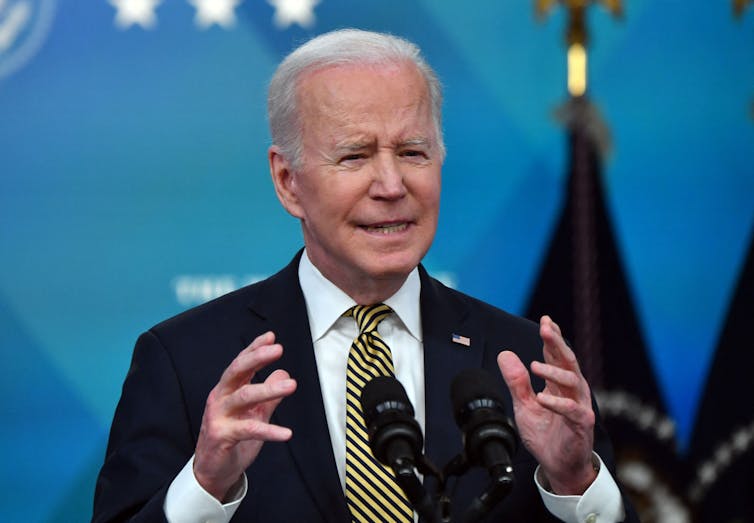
[534,452,625,523]
[164,455,247,523]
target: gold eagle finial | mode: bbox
[535,0,622,96]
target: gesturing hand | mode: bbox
[497,316,596,495]
[193,331,297,501]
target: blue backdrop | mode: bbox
[1,1,753,520]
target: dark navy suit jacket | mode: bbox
[93,252,637,522]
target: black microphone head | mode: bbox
[361,376,414,426]
[450,368,517,467]
[450,369,506,426]
[360,376,422,466]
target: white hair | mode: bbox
[267,28,445,169]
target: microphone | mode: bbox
[361,376,442,523]
[451,369,518,522]
[361,376,423,470]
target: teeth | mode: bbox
[364,223,408,234]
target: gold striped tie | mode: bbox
[344,304,413,523]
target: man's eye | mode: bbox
[340,154,365,163]
[401,150,428,159]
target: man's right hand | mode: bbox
[193,331,297,501]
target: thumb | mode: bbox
[258,369,296,422]
[497,350,536,405]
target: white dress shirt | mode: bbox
[164,250,625,523]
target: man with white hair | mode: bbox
[93,29,636,522]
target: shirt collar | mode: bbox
[298,249,422,343]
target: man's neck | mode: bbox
[304,251,410,305]
[298,249,423,345]
[324,271,407,305]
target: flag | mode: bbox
[524,96,691,520]
[452,333,471,347]
[687,227,754,522]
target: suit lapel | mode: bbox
[245,253,351,522]
[419,267,485,471]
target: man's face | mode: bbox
[272,61,442,299]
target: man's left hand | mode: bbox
[497,315,597,495]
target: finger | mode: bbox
[530,361,580,390]
[225,370,296,441]
[497,350,537,406]
[541,315,562,337]
[250,330,276,350]
[218,337,283,392]
[224,369,296,415]
[236,331,277,365]
[540,320,580,373]
[535,392,595,429]
[223,415,294,443]
[530,361,592,404]
[232,331,277,363]
[255,369,297,421]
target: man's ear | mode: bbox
[269,146,304,219]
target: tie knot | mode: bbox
[345,303,393,334]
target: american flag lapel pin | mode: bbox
[452,333,471,347]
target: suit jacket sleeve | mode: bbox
[92,330,196,523]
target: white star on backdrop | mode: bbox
[109,0,162,30]
[188,0,242,30]
[268,0,319,29]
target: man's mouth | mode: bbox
[361,222,409,234]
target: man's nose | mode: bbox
[369,153,407,200]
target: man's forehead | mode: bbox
[297,61,429,107]
[296,62,433,144]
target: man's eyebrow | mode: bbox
[332,137,432,151]
[398,138,431,148]
[334,139,373,151]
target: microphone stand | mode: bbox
[442,454,515,523]
[460,463,514,523]
[389,449,447,523]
